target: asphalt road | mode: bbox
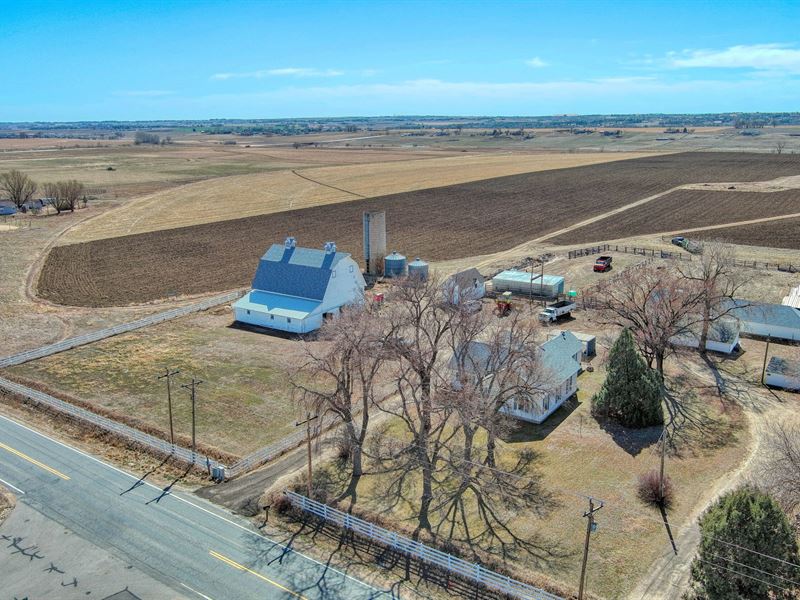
[0,414,389,600]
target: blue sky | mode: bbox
[2,0,800,121]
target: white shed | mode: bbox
[728,300,800,342]
[233,238,365,334]
[671,319,741,354]
[765,357,800,391]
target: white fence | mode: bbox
[0,290,243,369]
[286,492,563,600]
[0,376,223,476]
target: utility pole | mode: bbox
[295,412,319,498]
[180,378,203,461]
[660,431,667,501]
[540,255,545,307]
[760,335,771,385]
[578,496,603,600]
[157,368,180,445]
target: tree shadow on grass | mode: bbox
[596,418,662,457]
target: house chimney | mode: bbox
[285,236,296,249]
[324,241,336,254]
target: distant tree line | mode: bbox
[0,169,86,214]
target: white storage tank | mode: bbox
[384,251,407,277]
[407,257,429,280]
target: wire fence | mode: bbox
[567,243,689,261]
[226,414,338,478]
[0,290,243,369]
[286,492,563,600]
[0,375,224,477]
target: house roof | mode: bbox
[251,243,350,301]
[540,331,583,382]
[767,356,800,379]
[728,300,800,330]
[449,268,483,287]
[549,330,596,343]
[674,317,741,344]
[234,290,320,320]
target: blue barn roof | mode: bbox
[251,244,350,301]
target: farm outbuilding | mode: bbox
[670,318,741,354]
[728,300,800,342]
[491,270,564,298]
[548,330,596,359]
[447,268,485,304]
[233,238,365,334]
[765,357,800,391]
[0,201,17,216]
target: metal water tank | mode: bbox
[407,257,429,280]
[383,251,407,277]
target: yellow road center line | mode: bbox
[0,441,70,480]
[209,550,307,599]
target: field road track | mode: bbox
[0,413,387,600]
[627,375,798,599]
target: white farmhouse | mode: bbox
[450,331,582,425]
[233,238,365,334]
[446,268,485,304]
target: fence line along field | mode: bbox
[61,151,649,243]
[38,152,800,306]
[547,188,800,245]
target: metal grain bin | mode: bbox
[384,251,407,277]
[407,257,429,280]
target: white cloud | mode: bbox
[211,67,344,80]
[669,43,800,72]
[525,57,548,68]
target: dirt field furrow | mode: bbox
[38,152,800,307]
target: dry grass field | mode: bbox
[548,188,800,244]
[38,152,800,306]
[0,138,128,151]
[62,151,648,242]
[3,309,309,457]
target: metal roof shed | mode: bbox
[491,270,564,298]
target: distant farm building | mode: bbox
[233,238,365,334]
[451,331,582,425]
[765,357,800,391]
[0,201,17,216]
[728,300,800,342]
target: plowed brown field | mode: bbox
[39,152,800,306]
[548,188,800,244]
[686,216,800,250]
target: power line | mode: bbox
[704,551,800,586]
[693,557,794,594]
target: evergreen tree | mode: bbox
[687,486,800,600]
[591,328,663,428]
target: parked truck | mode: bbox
[593,255,613,272]
[538,300,576,322]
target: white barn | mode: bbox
[765,357,800,391]
[450,331,582,425]
[233,238,365,334]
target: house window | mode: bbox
[543,395,550,411]
[270,315,274,320]
[287,318,292,323]
[246,310,250,315]
[349,265,354,273]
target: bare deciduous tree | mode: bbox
[678,242,747,353]
[0,169,37,208]
[44,180,85,214]
[593,263,704,374]
[761,422,800,518]
[292,304,390,507]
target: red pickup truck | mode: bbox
[593,256,613,272]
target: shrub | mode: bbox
[636,469,674,508]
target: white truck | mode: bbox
[538,300,576,322]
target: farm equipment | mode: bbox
[593,256,612,272]
[538,299,576,322]
[494,291,513,317]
